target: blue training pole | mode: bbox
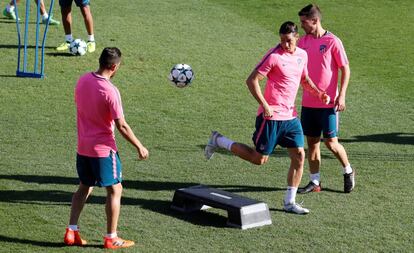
[34,0,41,74]
[22,0,29,73]
[14,0,21,74]
[40,0,54,77]
[15,0,53,78]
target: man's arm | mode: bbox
[246,69,273,117]
[301,75,330,104]
[336,64,350,111]
[115,117,148,160]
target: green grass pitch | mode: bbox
[0,0,413,252]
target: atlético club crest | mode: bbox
[319,45,327,53]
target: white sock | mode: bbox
[42,13,49,20]
[6,4,14,12]
[284,186,297,205]
[68,225,79,231]
[87,34,95,42]
[216,135,234,151]
[105,232,117,239]
[65,34,73,42]
[310,173,320,185]
[343,164,353,174]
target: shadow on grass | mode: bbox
[321,187,345,194]
[0,19,45,25]
[46,52,73,57]
[0,44,55,49]
[0,74,17,78]
[0,174,284,229]
[0,234,101,248]
[0,234,66,248]
[0,19,16,24]
[269,207,285,213]
[340,132,414,145]
[0,174,283,193]
[0,189,231,228]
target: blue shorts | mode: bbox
[76,151,122,187]
[301,107,338,138]
[59,0,90,8]
[252,116,304,155]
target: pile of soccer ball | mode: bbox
[69,39,87,56]
[168,64,194,88]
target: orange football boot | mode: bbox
[104,237,135,249]
[64,228,87,246]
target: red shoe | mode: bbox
[64,228,87,246]
[104,237,135,249]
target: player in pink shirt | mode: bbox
[296,4,355,194]
[64,47,149,249]
[205,22,329,214]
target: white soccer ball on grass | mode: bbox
[69,39,87,56]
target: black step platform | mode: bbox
[171,185,272,229]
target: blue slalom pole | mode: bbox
[34,0,41,74]
[15,0,54,78]
[40,0,54,77]
[14,0,21,75]
[22,0,30,73]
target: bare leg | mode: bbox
[306,136,321,174]
[284,147,309,213]
[105,183,122,234]
[61,6,72,35]
[230,142,269,165]
[324,137,350,167]
[69,183,93,225]
[80,5,93,35]
[34,0,46,15]
[8,0,20,6]
[287,147,305,187]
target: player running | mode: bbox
[205,21,330,215]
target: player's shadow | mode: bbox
[0,19,16,24]
[46,52,73,57]
[0,74,18,78]
[0,44,55,49]
[0,234,101,249]
[0,174,283,229]
[269,207,286,213]
[0,174,284,193]
[0,19,50,25]
[0,234,65,248]
[313,187,344,194]
[0,189,230,228]
[340,132,414,145]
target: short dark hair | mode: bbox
[99,47,122,69]
[279,21,298,35]
[298,4,322,20]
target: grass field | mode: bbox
[0,0,413,252]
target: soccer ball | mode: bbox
[168,64,194,88]
[69,39,87,56]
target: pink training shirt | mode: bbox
[75,72,124,157]
[255,44,308,120]
[298,32,349,108]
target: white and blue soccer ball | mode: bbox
[168,64,194,88]
[69,39,87,56]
